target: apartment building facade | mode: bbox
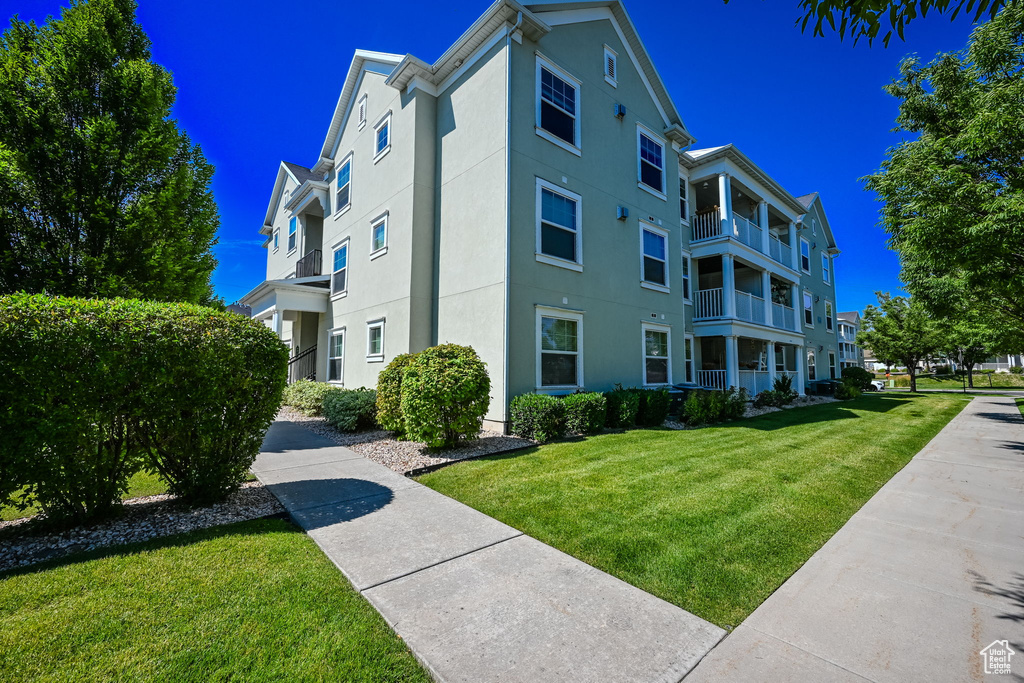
[241,0,845,428]
[837,311,865,370]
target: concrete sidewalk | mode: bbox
[255,420,724,683]
[687,395,1024,683]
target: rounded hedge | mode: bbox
[400,344,490,448]
[0,294,288,522]
[509,393,566,442]
[840,366,873,392]
[323,388,378,432]
[376,353,418,433]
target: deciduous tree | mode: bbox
[859,293,940,392]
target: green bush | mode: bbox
[1010,366,1023,375]
[840,366,873,392]
[375,353,418,433]
[604,385,640,428]
[563,392,607,434]
[509,394,566,442]
[282,379,334,416]
[681,387,749,425]
[638,388,671,427]
[753,389,787,409]
[836,380,862,400]
[400,344,490,448]
[323,388,378,432]
[0,294,288,520]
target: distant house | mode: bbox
[978,354,1024,372]
[226,303,252,317]
[837,311,863,370]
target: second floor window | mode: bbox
[537,59,579,150]
[336,157,351,212]
[679,178,688,222]
[803,291,814,326]
[537,180,581,267]
[371,214,387,255]
[681,253,691,300]
[331,242,348,296]
[288,217,297,252]
[825,301,834,331]
[367,319,385,361]
[641,226,667,287]
[638,129,664,194]
[800,238,810,272]
[822,252,831,283]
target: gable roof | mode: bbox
[283,162,319,185]
[261,161,313,234]
[794,191,838,252]
[683,144,809,217]
[795,192,818,209]
[837,311,860,325]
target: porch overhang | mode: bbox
[240,278,330,321]
[693,320,804,347]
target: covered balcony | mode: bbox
[697,336,803,396]
[693,255,799,333]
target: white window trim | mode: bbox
[803,289,814,328]
[683,333,695,384]
[366,318,385,362]
[373,111,392,163]
[334,153,353,216]
[535,177,583,272]
[821,252,831,284]
[330,237,350,301]
[641,322,672,387]
[639,221,670,293]
[535,306,584,392]
[800,237,811,274]
[681,249,692,304]
[287,216,298,256]
[326,327,346,385]
[357,95,367,130]
[603,44,617,87]
[825,300,834,332]
[272,229,280,253]
[636,123,667,200]
[679,175,690,225]
[370,211,389,259]
[807,347,817,381]
[535,53,582,157]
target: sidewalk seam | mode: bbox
[742,626,877,682]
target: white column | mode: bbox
[722,254,736,318]
[791,283,801,328]
[718,173,732,237]
[795,344,805,396]
[767,341,777,387]
[789,221,800,270]
[761,269,772,326]
[271,309,284,341]
[725,335,739,390]
[757,200,770,254]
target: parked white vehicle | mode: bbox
[870,380,885,392]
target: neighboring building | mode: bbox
[241,0,846,429]
[226,303,252,317]
[837,311,864,370]
[978,354,1024,372]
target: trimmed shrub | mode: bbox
[681,387,749,425]
[0,294,288,520]
[282,379,334,416]
[400,344,490,448]
[840,366,873,392]
[604,386,640,428]
[376,353,418,433]
[1010,366,1023,375]
[563,392,607,435]
[323,388,378,432]
[836,380,862,400]
[638,388,671,427]
[509,394,566,442]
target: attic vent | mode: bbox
[357,95,367,129]
[603,46,617,86]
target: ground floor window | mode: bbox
[829,350,836,379]
[643,324,671,385]
[807,348,817,381]
[366,319,385,361]
[328,329,345,383]
[537,307,582,388]
[684,335,694,383]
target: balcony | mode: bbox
[695,287,798,334]
[771,302,797,331]
[691,212,794,270]
[295,249,322,278]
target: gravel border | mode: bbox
[278,407,536,473]
[0,481,284,574]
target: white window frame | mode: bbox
[683,333,695,384]
[636,124,667,199]
[287,216,298,254]
[327,327,345,385]
[807,347,817,381]
[330,238,349,300]
[800,237,811,273]
[357,94,367,130]
[642,322,672,387]
[366,318,385,362]
[535,54,581,156]
[822,252,831,284]
[370,212,388,259]
[535,306,583,391]
[803,290,814,328]
[373,111,391,163]
[679,176,689,224]
[335,154,352,216]
[603,45,617,87]
[535,177,583,272]
[272,229,279,252]
[829,349,837,379]
[825,300,834,332]
[639,221,670,293]
[681,249,692,303]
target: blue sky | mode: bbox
[10,0,983,312]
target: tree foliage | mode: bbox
[791,0,1006,45]
[865,1,1024,346]
[859,293,940,392]
[0,0,218,303]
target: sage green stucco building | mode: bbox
[241,0,845,429]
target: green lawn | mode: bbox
[0,518,429,682]
[419,394,966,628]
[1017,397,1023,417]
[892,374,1024,389]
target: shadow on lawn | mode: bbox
[721,395,916,432]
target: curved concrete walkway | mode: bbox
[686,396,1024,682]
[255,420,724,683]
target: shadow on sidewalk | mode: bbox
[267,478,394,530]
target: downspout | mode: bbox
[502,11,521,432]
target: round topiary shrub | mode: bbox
[841,366,873,392]
[323,388,378,432]
[376,353,418,433]
[400,344,490,448]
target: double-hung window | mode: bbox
[803,290,814,326]
[536,57,580,152]
[679,178,689,222]
[825,301,834,331]
[537,308,582,389]
[640,224,668,290]
[331,240,348,296]
[829,350,837,379]
[336,156,351,213]
[367,319,385,361]
[807,348,817,381]
[643,323,671,386]
[273,230,279,251]
[800,238,811,272]
[681,251,691,301]
[683,335,694,383]
[374,113,391,161]
[288,217,297,253]
[536,179,581,269]
[822,252,831,284]
[637,127,665,195]
[370,213,388,257]
[327,329,345,383]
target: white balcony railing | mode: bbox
[692,212,722,242]
[697,369,727,390]
[735,291,766,325]
[771,302,797,331]
[738,370,772,396]
[694,288,724,319]
[768,234,793,269]
[732,215,763,253]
